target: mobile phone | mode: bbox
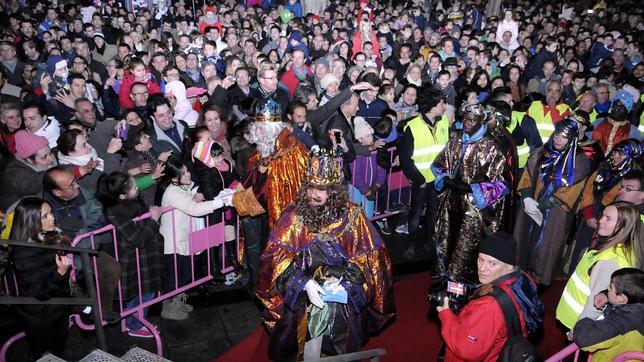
[333,131,342,143]
[118,124,128,140]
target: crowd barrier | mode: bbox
[545,343,644,361]
[349,147,412,221]
[1,206,235,358]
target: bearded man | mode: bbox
[256,150,395,361]
[241,99,309,292]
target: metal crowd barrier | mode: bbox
[350,147,412,221]
[1,206,235,358]
[545,343,644,361]
[0,240,104,362]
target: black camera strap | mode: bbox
[490,286,521,337]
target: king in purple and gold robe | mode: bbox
[431,125,509,283]
[256,203,395,361]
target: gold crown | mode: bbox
[307,149,343,186]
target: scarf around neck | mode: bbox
[57,146,104,171]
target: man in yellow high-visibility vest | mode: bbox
[527,79,572,144]
[399,86,450,258]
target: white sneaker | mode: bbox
[395,223,409,234]
[174,293,194,313]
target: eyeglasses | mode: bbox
[261,76,277,80]
[73,61,86,65]
[65,178,79,191]
[155,110,173,119]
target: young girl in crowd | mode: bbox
[155,158,233,320]
[348,117,386,218]
[118,57,162,109]
[96,171,164,338]
[9,197,72,358]
[191,128,241,282]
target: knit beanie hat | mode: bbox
[613,90,634,113]
[15,130,49,159]
[319,73,340,90]
[192,140,216,168]
[47,55,67,76]
[353,116,374,139]
[478,231,517,265]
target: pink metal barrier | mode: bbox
[0,206,234,358]
[546,343,644,362]
[67,206,235,356]
[349,147,412,221]
[545,343,582,362]
[613,351,644,362]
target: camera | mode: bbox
[428,279,473,314]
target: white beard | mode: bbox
[248,121,285,158]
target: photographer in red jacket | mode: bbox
[436,232,544,361]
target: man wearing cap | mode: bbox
[0,131,57,211]
[437,232,543,361]
[591,90,642,156]
[257,150,394,361]
[91,32,117,66]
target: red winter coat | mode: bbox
[280,66,311,97]
[118,71,162,109]
[438,275,528,362]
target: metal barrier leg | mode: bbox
[0,332,26,362]
[81,252,107,351]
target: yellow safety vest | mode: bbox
[509,111,531,168]
[404,114,450,183]
[555,244,635,329]
[527,101,571,144]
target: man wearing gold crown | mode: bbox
[240,98,309,292]
[256,150,395,361]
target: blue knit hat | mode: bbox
[613,90,634,113]
[46,55,67,76]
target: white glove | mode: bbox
[523,197,539,215]
[304,279,326,309]
[216,189,235,207]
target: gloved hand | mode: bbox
[216,189,235,207]
[523,197,539,215]
[304,279,326,309]
[444,177,471,193]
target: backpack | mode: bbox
[491,286,542,362]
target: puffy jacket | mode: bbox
[439,273,530,362]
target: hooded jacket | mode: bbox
[165,80,199,127]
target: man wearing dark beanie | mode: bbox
[436,232,544,361]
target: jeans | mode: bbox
[125,292,154,330]
[408,181,438,247]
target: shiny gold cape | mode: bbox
[256,202,395,332]
[246,128,309,228]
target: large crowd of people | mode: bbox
[0,0,642,360]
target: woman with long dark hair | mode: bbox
[9,196,71,358]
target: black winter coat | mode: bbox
[105,197,163,300]
[11,232,71,357]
